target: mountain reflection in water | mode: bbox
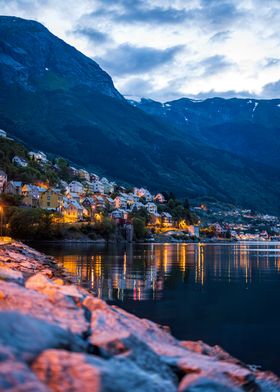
[34,242,280,375]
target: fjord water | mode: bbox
[35,242,280,375]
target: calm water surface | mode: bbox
[34,242,280,375]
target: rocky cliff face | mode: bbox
[0,241,279,391]
[0,16,122,99]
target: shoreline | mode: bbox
[0,240,279,391]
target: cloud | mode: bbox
[73,26,111,44]
[210,30,231,42]
[264,58,280,68]
[199,55,235,76]
[121,78,155,98]
[88,0,188,25]
[261,79,280,98]
[188,89,256,100]
[96,44,184,76]
[1,0,280,101]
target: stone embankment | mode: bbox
[0,241,279,391]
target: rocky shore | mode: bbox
[0,241,279,391]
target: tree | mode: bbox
[133,218,147,240]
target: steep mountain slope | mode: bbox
[0,16,280,213]
[131,98,280,168]
[0,16,122,99]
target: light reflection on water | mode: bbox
[34,242,280,375]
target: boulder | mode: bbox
[25,273,84,300]
[0,311,86,362]
[178,373,242,391]
[180,341,244,366]
[32,349,176,392]
[0,266,24,284]
[94,332,177,385]
[0,280,88,335]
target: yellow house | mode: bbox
[39,189,63,210]
[62,200,83,223]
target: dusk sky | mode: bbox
[1,0,280,101]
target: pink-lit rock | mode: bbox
[0,280,88,335]
[32,349,176,392]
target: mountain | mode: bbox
[0,16,122,100]
[131,97,280,168]
[0,16,280,214]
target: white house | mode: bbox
[0,129,7,138]
[145,202,158,214]
[100,177,114,194]
[92,181,105,194]
[0,170,7,193]
[12,155,28,168]
[28,151,48,164]
[69,181,84,195]
[78,169,90,182]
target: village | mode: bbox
[1,128,279,242]
[0,129,201,241]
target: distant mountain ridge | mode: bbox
[131,97,280,168]
[0,16,280,214]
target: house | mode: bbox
[161,212,173,227]
[188,225,200,237]
[84,181,95,194]
[39,189,63,210]
[111,209,128,223]
[124,193,136,207]
[212,223,223,235]
[0,129,7,138]
[69,167,79,176]
[28,151,48,164]
[69,181,84,195]
[5,181,22,195]
[92,181,105,194]
[81,197,96,218]
[134,187,153,201]
[100,177,115,194]
[93,195,106,211]
[12,156,28,168]
[148,212,161,226]
[154,193,166,203]
[145,202,157,214]
[90,173,99,182]
[62,200,83,222]
[59,180,69,192]
[22,185,45,208]
[78,169,90,182]
[105,197,114,208]
[66,191,80,202]
[114,196,127,210]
